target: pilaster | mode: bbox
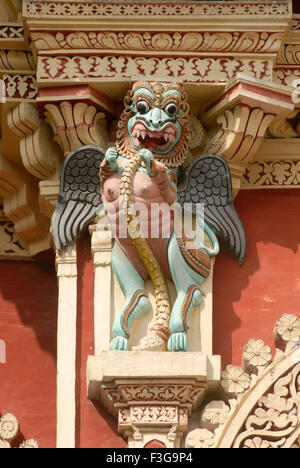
[56,245,78,449]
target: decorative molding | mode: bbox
[267,110,299,138]
[7,101,61,180]
[44,101,108,154]
[23,1,291,19]
[242,160,300,188]
[0,156,50,251]
[205,104,275,164]
[87,351,221,448]
[38,55,273,84]
[0,24,23,41]
[0,50,34,71]
[0,413,39,448]
[274,68,300,87]
[278,43,300,65]
[292,15,300,31]
[3,73,37,100]
[31,31,285,56]
[0,204,29,257]
[202,74,295,196]
[185,313,300,449]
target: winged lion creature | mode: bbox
[51,81,246,352]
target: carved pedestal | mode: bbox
[87,351,221,448]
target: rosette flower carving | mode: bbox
[242,339,272,374]
[0,413,39,448]
[221,365,251,395]
[185,428,215,449]
[274,314,300,351]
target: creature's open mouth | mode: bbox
[131,121,177,152]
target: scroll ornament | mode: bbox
[185,314,300,449]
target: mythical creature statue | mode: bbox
[51,81,246,352]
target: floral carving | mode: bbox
[32,31,284,55]
[24,1,290,18]
[235,365,300,449]
[242,339,272,373]
[186,314,300,449]
[274,314,300,351]
[0,413,39,448]
[185,428,215,449]
[200,401,230,432]
[119,384,203,407]
[242,161,300,188]
[3,74,37,100]
[38,56,272,83]
[221,365,251,394]
[0,25,23,40]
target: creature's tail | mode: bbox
[120,154,171,351]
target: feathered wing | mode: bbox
[51,145,104,253]
[177,154,246,263]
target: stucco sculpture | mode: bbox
[51,81,246,352]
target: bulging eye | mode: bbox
[136,101,150,114]
[165,103,178,116]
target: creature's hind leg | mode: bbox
[110,242,151,351]
[167,234,204,352]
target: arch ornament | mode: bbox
[186,314,300,449]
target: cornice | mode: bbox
[23,1,292,19]
[29,30,286,59]
[23,1,292,33]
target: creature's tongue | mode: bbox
[147,135,163,150]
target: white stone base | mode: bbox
[87,351,221,448]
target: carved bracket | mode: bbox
[44,101,108,155]
[203,74,295,197]
[87,351,221,448]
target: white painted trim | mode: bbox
[56,245,77,449]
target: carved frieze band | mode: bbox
[38,56,272,83]
[242,160,300,188]
[0,24,23,41]
[3,74,37,100]
[23,1,290,18]
[32,31,284,55]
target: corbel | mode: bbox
[0,154,50,255]
[87,351,221,448]
[6,100,64,234]
[202,73,295,198]
[36,85,115,156]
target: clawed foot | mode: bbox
[110,336,129,351]
[168,332,188,352]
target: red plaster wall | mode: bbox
[213,189,300,369]
[76,234,127,449]
[0,257,57,448]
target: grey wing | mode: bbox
[177,154,246,263]
[51,145,104,253]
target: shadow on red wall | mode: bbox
[76,233,127,448]
[213,189,300,368]
[0,253,58,448]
